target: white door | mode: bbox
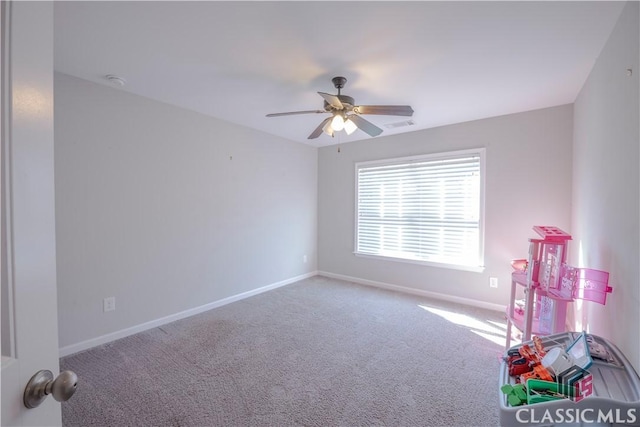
[1,2,63,426]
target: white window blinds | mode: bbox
[356,149,484,269]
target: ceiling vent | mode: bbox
[385,119,415,129]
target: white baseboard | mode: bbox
[318,271,506,313]
[59,271,318,358]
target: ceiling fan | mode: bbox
[266,76,414,140]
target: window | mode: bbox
[355,148,484,271]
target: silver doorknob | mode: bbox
[23,370,78,409]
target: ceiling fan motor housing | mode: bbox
[324,95,355,111]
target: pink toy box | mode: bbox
[505,226,613,348]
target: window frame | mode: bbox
[353,148,486,272]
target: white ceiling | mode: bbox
[54,1,625,147]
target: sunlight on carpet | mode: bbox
[419,304,519,348]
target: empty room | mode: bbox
[2,1,639,426]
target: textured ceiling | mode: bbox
[54,1,625,146]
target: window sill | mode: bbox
[354,252,485,273]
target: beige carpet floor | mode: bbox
[60,275,506,426]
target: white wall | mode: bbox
[54,73,318,350]
[572,1,639,371]
[318,105,573,307]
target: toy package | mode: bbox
[501,332,593,406]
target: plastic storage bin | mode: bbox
[499,332,640,426]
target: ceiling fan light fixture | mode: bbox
[344,117,357,135]
[322,121,334,137]
[331,114,345,131]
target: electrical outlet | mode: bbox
[103,297,116,312]
[489,277,498,288]
[303,255,308,264]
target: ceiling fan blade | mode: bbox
[348,115,383,137]
[266,110,326,117]
[353,105,414,116]
[308,117,332,139]
[318,92,344,110]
